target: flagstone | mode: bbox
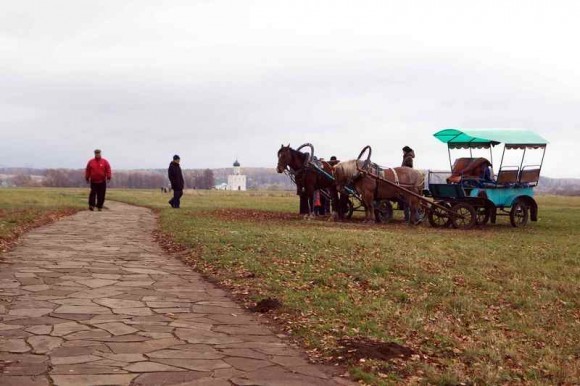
[96,322,138,336]
[115,281,155,287]
[0,338,30,353]
[93,298,144,309]
[175,328,242,345]
[0,375,50,386]
[51,363,129,374]
[147,348,224,360]
[56,281,86,288]
[151,358,231,372]
[137,331,174,339]
[224,357,274,372]
[21,285,51,292]
[92,274,122,280]
[50,354,101,365]
[0,323,23,331]
[145,301,191,308]
[53,305,111,315]
[62,330,112,340]
[80,279,118,289]
[0,280,21,289]
[106,338,182,354]
[9,309,54,318]
[68,288,125,299]
[50,374,137,386]
[51,322,91,337]
[152,308,191,314]
[50,298,96,306]
[50,345,109,357]
[112,307,153,316]
[14,273,36,278]
[26,325,52,335]
[98,352,147,363]
[123,268,169,275]
[124,361,186,372]
[28,335,63,354]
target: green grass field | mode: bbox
[1,188,578,384]
[0,188,85,251]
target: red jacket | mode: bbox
[85,158,112,183]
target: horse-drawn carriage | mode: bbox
[277,128,548,229]
[426,128,548,228]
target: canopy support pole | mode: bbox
[447,146,453,171]
[538,146,547,185]
[489,146,494,177]
[519,147,527,172]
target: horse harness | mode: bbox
[374,167,400,198]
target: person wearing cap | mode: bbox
[402,146,415,168]
[400,146,415,221]
[85,149,112,211]
[168,155,185,208]
[328,155,340,166]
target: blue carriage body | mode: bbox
[468,187,534,208]
[428,128,548,227]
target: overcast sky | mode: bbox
[1,0,578,177]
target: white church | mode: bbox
[226,160,246,191]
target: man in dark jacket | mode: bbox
[402,146,415,168]
[85,149,112,211]
[168,155,184,208]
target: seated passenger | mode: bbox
[482,165,494,182]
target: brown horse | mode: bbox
[276,144,339,218]
[333,160,425,223]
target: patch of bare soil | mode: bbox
[250,297,282,313]
[336,337,414,362]
[211,208,301,222]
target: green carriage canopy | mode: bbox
[434,129,548,149]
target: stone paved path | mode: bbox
[0,202,353,386]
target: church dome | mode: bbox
[233,160,240,167]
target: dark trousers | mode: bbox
[89,182,107,209]
[169,189,183,208]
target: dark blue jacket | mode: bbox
[168,161,184,190]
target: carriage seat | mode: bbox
[495,167,519,187]
[519,166,541,187]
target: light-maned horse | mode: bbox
[276,144,339,218]
[333,160,425,223]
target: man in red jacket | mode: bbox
[85,149,112,211]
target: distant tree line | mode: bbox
[0,168,218,190]
[0,167,293,190]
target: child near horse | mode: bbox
[313,190,323,216]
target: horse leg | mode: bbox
[407,196,420,225]
[360,182,375,223]
[328,186,339,222]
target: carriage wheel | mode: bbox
[428,202,452,228]
[344,198,355,219]
[475,206,491,226]
[374,200,393,223]
[509,200,529,227]
[450,203,476,229]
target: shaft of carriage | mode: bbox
[355,145,468,222]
